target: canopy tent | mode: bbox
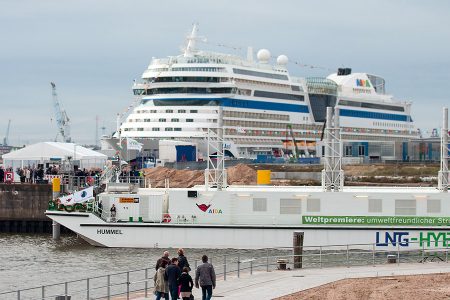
[2,142,107,170]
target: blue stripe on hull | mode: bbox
[142,97,310,113]
[339,108,412,122]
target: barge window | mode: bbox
[427,199,441,213]
[368,199,382,213]
[280,198,301,214]
[253,198,267,212]
[306,198,320,212]
[395,199,416,215]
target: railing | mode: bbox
[2,241,449,300]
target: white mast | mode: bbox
[205,106,226,191]
[438,107,449,192]
[322,107,343,192]
[184,23,199,57]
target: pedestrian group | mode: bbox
[154,248,216,300]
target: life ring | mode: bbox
[162,214,171,223]
[64,205,75,212]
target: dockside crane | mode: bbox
[3,119,11,146]
[51,82,71,143]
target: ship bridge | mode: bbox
[306,77,338,123]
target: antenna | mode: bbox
[95,115,99,147]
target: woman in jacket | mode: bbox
[154,260,169,300]
[178,267,194,300]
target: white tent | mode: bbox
[2,142,107,170]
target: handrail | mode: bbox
[2,240,448,299]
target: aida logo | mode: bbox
[356,79,371,87]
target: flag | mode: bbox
[73,186,94,203]
[59,194,74,205]
[127,138,143,151]
[236,127,246,134]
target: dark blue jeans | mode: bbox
[201,285,213,300]
[155,291,169,300]
[169,285,178,300]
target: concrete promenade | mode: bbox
[133,261,450,299]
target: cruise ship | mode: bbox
[117,25,418,161]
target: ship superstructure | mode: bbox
[118,25,417,160]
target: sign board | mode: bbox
[4,171,13,183]
[119,197,140,203]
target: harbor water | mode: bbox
[0,233,243,293]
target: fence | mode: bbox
[1,240,448,300]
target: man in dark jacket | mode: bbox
[155,251,171,271]
[165,257,181,300]
[177,248,190,271]
[195,255,216,300]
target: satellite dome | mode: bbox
[277,55,289,65]
[257,49,271,63]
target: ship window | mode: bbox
[345,146,353,157]
[254,90,304,101]
[186,119,194,122]
[358,145,365,156]
[368,199,382,213]
[306,198,320,212]
[291,85,301,91]
[395,199,416,215]
[178,110,186,113]
[174,128,182,131]
[137,128,144,131]
[339,100,404,112]
[253,198,267,212]
[152,128,160,131]
[165,128,173,131]
[427,199,441,213]
[171,118,179,122]
[166,110,173,113]
[159,118,166,122]
[190,110,198,113]
[280,198,301,214]
[233,68,289,80]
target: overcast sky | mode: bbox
[1,0,449,146]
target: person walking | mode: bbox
[178,267,194,300]
[195,255,216,300]
[156,251,171,271]
[177,248,190,271]
[154,260,169,300]
[165,257,181,300]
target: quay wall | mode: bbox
[0,183,67,233]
